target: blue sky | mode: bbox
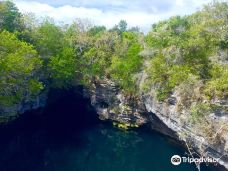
[12,0,213,32]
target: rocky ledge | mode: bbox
[86,77,228,170]
[0,92,47,124]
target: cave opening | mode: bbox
[0,87,221,171]
[0,86,101,143]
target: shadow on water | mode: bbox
[0,87,100,171]
[0,87,222,171]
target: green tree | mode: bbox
[118,20,127,33]
[110,20,128,35]
[0,31,43,107]
[33,19,64,58]
[88,26,106,36]
[48,47,77,88]
[145,2,228,101]
[109,32,143,93]
[79,31,120,83]
[0,1,22,32]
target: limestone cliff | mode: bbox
[86,77,228,170]
[0,92,47,124]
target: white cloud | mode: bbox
[12,0,213,32]
[14,1,102,22]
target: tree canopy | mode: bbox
[0,1,227,124]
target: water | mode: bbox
[0,89,219,171]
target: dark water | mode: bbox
[0,89,219,171]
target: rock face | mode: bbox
[86,78,147,126]
[0,92,47,124]
[144,94,228,170]
[86,78,228,170]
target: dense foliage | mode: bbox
[145,2,228,102]
[0,0,227,127]
[0,30,43,107]
[0,1,22,32]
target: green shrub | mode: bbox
[190,103,211,123]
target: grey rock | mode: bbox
[86,77,228,170]
[0,91,47,123]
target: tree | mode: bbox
[109,32,143,93]
[48,47,77,88]
[17,13,39,44]
[110,20,128,35]
[78,31,120,83]
[88,26,106,36]
[0,1,22,32]
[32,18,65,58]
[144,2,228,101]
[128,26,140,33]
[118,20,127,33]
[0,31,43,108]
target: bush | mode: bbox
[190,103,211,123]
[204,64,228,99]
[0,31,43,106]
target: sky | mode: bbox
[12,0,213,32]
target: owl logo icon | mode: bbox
[171,155,182,165]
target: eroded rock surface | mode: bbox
[86,77,228,170]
